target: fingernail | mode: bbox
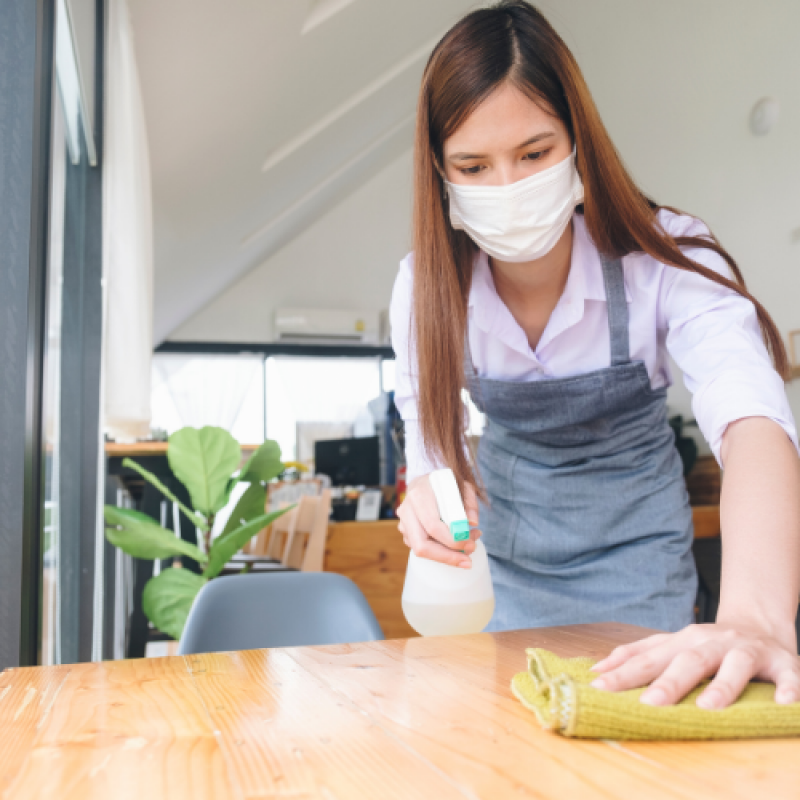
[640,688,667,706]
[460,560,472,569]
[776,690,797,705]
[697,690,720,710]
[590,659,607,672]
[590,678,607,690]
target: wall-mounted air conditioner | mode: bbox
[274,308,382,345]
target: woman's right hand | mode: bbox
[397,473,482,569]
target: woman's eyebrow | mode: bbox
[447,131,555,162]
[515,131,555,149]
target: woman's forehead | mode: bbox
[443,83,563,155]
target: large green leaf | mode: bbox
[204,507,293,580]
[104,506,208,564]
[167,426,242,516]
[215,482,268,545]
[240,440,284,484]
[121,458,208,531]
[142,567,206,640]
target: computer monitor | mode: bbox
[314,436,380,486]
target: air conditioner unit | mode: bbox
[274,308,381,345]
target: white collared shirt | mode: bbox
[390,209,799,480]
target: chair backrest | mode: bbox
[243,501,297,558]
[177,572,384,655]
[242,512,275,556]
[266,502,297,559]
[282,489,331,571]
[243,491,331,570]
[245,480,323,558]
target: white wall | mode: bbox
[173,0,800,448]
[536,0,800,445]
[170,149,413,343]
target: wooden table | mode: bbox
[2,623,797,800]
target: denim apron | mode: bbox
[465,256,697,633]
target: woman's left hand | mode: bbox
[589,622,800,709]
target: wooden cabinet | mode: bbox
[324,520,417,639]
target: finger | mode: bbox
[591,638,687,693]
[463,483,481,526]
[415,537,475,568]
[398,501,471,569]
[696,647,759,709]
[591,634,671,673]
[407,485,462,550]
[772,663,800,705]
[637,645,725,706]
[398,519,408,546]
[759,651,800,705]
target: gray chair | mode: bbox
[177,572,384,655]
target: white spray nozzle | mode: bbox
[429,468,470,542]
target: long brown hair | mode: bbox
[411,0,787,494]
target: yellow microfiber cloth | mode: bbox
[511,648,800,740]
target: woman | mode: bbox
[392,1,800,710]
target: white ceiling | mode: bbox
[129,0,483,343]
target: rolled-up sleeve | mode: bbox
[662,219,799,467]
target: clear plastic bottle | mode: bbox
[401,469,495,636]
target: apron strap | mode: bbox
[600,256,630,366]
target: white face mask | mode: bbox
[445,148,584,263]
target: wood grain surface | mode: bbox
[1,623,798,799]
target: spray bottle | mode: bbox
[401,468,495,636]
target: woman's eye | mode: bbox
[459,164,484,175]
[523,150,548,162]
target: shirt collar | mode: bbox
[468,248,506,339]
[468,214,631,307]
[466,214,631,351]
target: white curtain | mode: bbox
[102,0,153,441]
[151,354,263,434]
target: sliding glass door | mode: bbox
[39,0,103,666]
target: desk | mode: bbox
[1,623,796,799]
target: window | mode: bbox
[151,353,388,470]
[266,356,382,465]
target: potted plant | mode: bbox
[104,426,293,640]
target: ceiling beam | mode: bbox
[260,32,439,174]
[301,0,358,35]
[245,111,414,249]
